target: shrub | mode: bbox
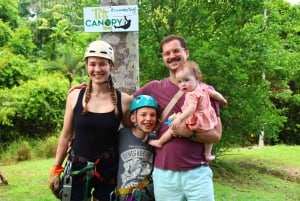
[17,141,31,161]
[43,135,58,158]
[0,136,59,163]
[0,49,35,89]
[0,73,68,144]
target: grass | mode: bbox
[213,145,300,201]
[0,145,299,201]
[0,158,55,201]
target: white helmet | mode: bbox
[84,40,114,63]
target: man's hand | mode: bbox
[49,165,64,199]
[68,83,87,94]
[170,117,181,130]
[173,118,222,143]
[172,121,193,138]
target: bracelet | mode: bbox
[189,132,197,140]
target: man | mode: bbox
[133,34,222,201]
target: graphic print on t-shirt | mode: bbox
[120,146,153,187]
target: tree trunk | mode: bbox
[101,0,139,94]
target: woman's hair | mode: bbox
[82,60,119,117]
[178,60,202,81]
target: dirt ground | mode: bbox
[238,162,300,184]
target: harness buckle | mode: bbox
[61,175,72,201]
[110,190,116,201]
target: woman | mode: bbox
[49,40,132,201]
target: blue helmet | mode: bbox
[130,95,158,113]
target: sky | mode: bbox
[285,0,300,5]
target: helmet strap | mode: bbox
[134,114,144,133]
[134,120,142,130]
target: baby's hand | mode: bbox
[221,99,228,107]
[169,113,178,120]
[165,113,180,127]
[171,117,181,129]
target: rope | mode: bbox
[70,162,95,201]
[69,162,94,176]
[65,149,114,201]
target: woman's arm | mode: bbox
[54,91,78,166]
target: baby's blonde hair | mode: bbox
[177,60,202,81]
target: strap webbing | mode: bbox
[116,175,153,196]
[160,90,184,122]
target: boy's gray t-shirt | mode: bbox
[117,127,154,188]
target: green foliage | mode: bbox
[6,23,37,58]
[45,46,85,88]
[0,0,299,147]
[0,20,13,47]
[17,141,32,161]
[264,1,300,145]
[0,50,35,89]
[0,0,19,28]
[0,139,30,162]
[0,136,59,163]
[139,0,299,145]
[0,0,98,147]
[0,106,14,126]
[43,136,59,158]
[30,0,99,60]
[278,92,300,144]
[0,73,68,144]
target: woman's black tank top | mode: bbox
[72,87,122,161]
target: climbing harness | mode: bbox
[59,148,116,201]
[112,175,155,201]
[61,160,72,201]
[60,161,96,201]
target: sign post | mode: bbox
[83,1,139,94]
[83,5,138,32]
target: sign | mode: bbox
[83,5,138,32]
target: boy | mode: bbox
[114,95,158,201]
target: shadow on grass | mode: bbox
[211,157,300,184]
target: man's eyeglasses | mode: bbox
[161,48,186,57]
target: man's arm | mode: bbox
[173,117,222,143]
